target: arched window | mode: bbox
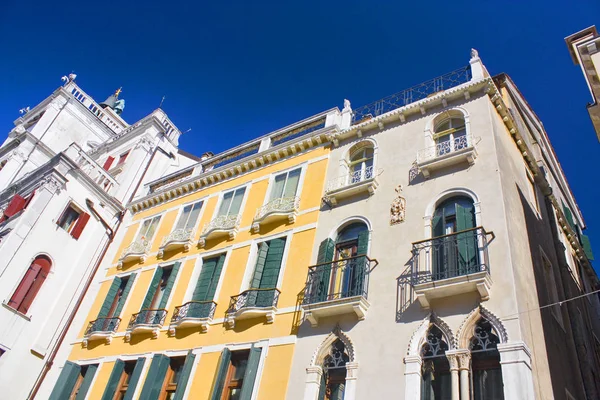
[334,222,369,299]
[421,326,451,399]
[8,255,51,314]
[347,142,374,184]
[469,318,505,400]
[318,339,349,400]
[433,113,468,157]
[432,196,478,280]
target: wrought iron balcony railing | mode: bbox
[326,166,383,193]
[127,309,168,330]
[84,317,121,336]
[351,66,472,124]
[171,301,217,324]
[416,134,474,164]
[118,239,151,268]
[302,255,376,305]
[410,227,492,285]
[252,196,300,232]
[227,288,281,314]
[201,214,241,236]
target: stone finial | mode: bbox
[470,48,479,59]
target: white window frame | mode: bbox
[133,214,163,243]
[263,164,307,206]
[211,183,251,220]
[111,271,139,319]
[173,199,206,232]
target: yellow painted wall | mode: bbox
[65,145,330,399]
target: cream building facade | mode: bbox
[0,76,194,399]
[287,52,599,400]
[566,25,600,141]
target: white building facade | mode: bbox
[0,77,194,399]
[287,52,600,400]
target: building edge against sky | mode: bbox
[0,49,597,399]
[565,25,600,142]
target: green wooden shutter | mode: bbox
[206,254,226,300]
[98,278,122,318]
[142,268,164,310]
[123,358,146,400]
[256,238,286,306]
[239,346,262,400]
[563,202,576,230]
[316,238,335,302]
[431,213,444,279]
[173,351,196,400]
[353,230,370,296]
[210,348,232,400]
[581,234,594,260]
[456,203,477,275]
[49,361,81,400]
[192,257,218,301]
[432,213,444,237]
[101,360,125,400]
[250,242,270,288]
[317,371,326,400]
[113,274,136,317]
[139,354,170,400]
[75,364,98,400]
[158,262,181,309]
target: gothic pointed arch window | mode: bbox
[432,196,478,280]
[469,318,504,400]
[420,325,451,399]
[318,339,349,400]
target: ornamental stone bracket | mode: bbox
[124,327,160,342]
[390,185,406,225]
[82,335,113,348]
[252,213,296,234]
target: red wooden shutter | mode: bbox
[19,265,49,314]
[8,264,40,310]
[102,156,115,171]
[2,194,27,221]
[71,212,90,239]
[23,191,36,209]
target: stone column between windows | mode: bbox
[457,350,471,400]
[497,341,535,400]
[303,366,323,400]
[403,355,422,400]
[344,361,359,400]
[445,351,461,400]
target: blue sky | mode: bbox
[0,1,598,264]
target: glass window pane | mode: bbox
[175,204,192,230]
[145,216,161,240]
[270,174,286,200]
[283,168,301,197]
[218,192,234,216]
[136,219,152,241]
[185,202,203,229]
[228,188,246,215]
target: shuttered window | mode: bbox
[211,347,262,400]
[192,254,226,302]
[141,263,180,311]
[249,238,286,307]
[49,362,98,400]
[1,194,27,222]
[97,274,135,319]
[57,203,90,239]
[8,255,51,314]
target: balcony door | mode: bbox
[433,116,466,157]
[348,145,374,184]
[333,222,368,299]
[432,197,477,280]
[270,168,301,201]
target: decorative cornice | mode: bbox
[130,128,335,214]
[456,305,508,349]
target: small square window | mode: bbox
[57,204,81,233]
[117,151,130,166]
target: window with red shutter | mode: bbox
[102,156,115,171]
[8,255,51,314]
[117,151,130,166]
[1,194,27,222]
[71,212,90,239]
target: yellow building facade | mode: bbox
[49,109,340,400]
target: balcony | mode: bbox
[324,166,382,206]
[117,239,151,268]
[125,309,168,341]
[158,228,194,258]
[168,300,217,334]
[225,288,280,328]
[199,215,241,248]
[252,196,300,233]
[410,227,493,309]
[82,317,120,347]
[416,134,477,178]
[301,256,377,327]
[65,144,119,194]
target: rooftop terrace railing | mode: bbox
[352,66,472,124]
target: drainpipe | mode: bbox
[27,143,163,399]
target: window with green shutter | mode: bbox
[101,360,125,400]
[173,351,196,400]
[250,238,286,307]
[210,349,258,400]
[123,358,146,400]
[49,362,98,400]
[581,234,594,261]
[139,354,170,400]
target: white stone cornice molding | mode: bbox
[136,135,156,152]
[456,305,508,349]
[40,175,66,195]
[50,96,68,111]
[9,149,27,163]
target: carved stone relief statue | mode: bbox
[390,184,406,225]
